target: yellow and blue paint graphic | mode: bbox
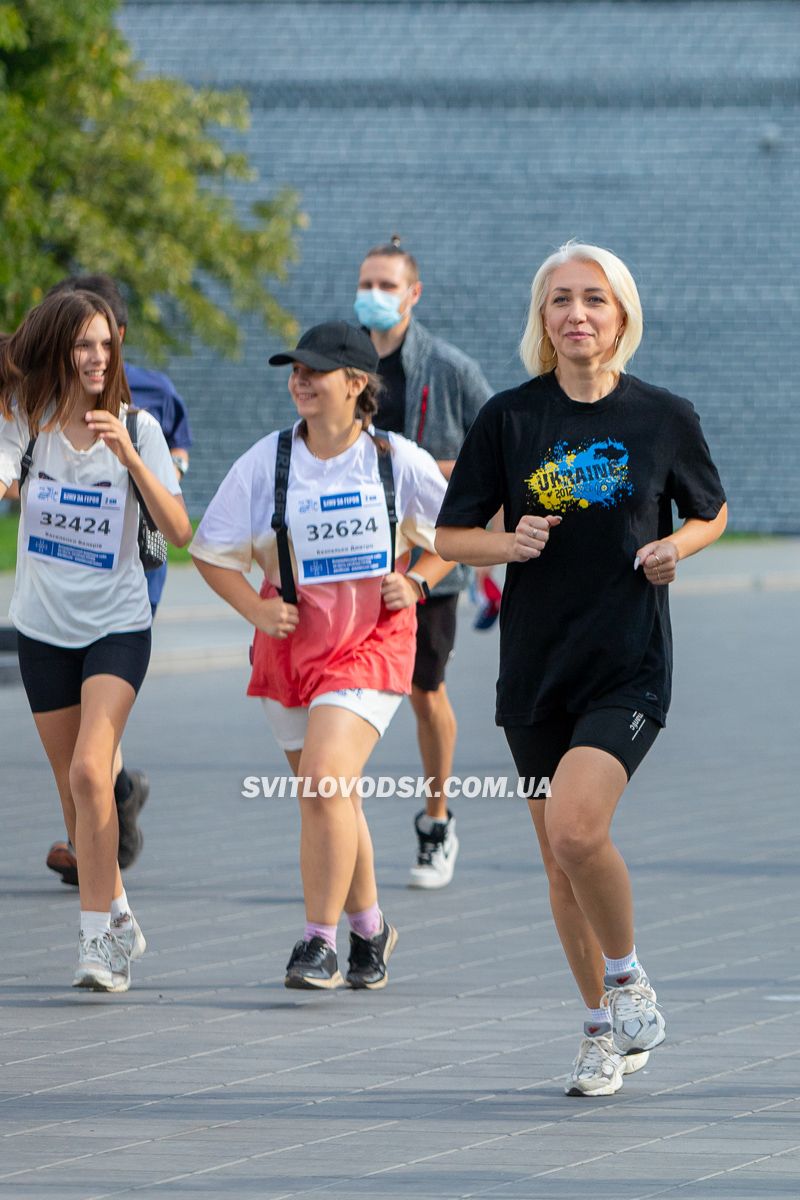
[526,439,633,512]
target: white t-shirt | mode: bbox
[190,424,447,582]
[0,404,181,647]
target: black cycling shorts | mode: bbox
[504,705,661,788]
[17,629,152,714]
[412,594,459,692]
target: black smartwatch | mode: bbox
[407,571,430,602]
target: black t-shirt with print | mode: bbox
[436,372,726,727]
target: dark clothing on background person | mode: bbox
[375,345,407,434]
[437,371,726,727]
[375,320,491,598]
[125,364,192,611]
[125,365,192,452]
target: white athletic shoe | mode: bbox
[565,1028,650,1097]
[111,913,146,961]
[72,932,130,993]
[603,966,666,1055]
[409,810,459,889]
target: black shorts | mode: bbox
[17,629,152,714]
[504,705,661,788]
[412,594,459,692]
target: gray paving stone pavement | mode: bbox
[1,540,800,1198]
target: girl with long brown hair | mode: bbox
[0,291,192,992]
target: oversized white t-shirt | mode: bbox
[0,404,181,647]
[191,424,446,582]
[190,424,448,707]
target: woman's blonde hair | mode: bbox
[519,241,643,378]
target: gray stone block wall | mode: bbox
[118,1,800,531]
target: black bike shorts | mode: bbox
[504,705,661,788]
[17,629,152,713]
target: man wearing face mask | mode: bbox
[354,236,492,889]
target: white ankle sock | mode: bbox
[111,890,130,922]
[417,812,449,834]
[604,947,638,975]
[80,911,111,941]
[586,1006,609,1026]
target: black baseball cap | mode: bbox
[269,321,379,373]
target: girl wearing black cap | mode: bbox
[191,321,453,991]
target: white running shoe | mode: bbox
[409,810,459,889]
[111,913,146,961]
[566,1031,624,1096]
[603,965,666,1054]
[565,1027,650,1097]
[72,932,130,993]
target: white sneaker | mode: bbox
[603,965,666,1054]
[565,1028,650,1096]
[72,932,130,993]
[112,913,146,961]
[409,810,459,889]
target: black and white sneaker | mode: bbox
[284,937,343,990]
[346,919,398,990]
[409,810,459,889]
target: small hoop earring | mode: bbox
[537,335,555,363]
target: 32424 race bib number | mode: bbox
[25,481,127,570]
[287,487,392,584]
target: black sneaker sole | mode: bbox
[284,970,344,990]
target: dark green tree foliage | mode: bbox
[0,0,303,358]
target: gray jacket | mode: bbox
[396,320,492,595]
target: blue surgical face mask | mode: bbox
[353,288,407,332]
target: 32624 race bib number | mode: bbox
[287,487,391,584]
[25,481,127,570]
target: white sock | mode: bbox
[586,1006,609,1027]
[417,812,449,834]
[111,890,131,923]
[80,911,111,942]
[604,947,638,975]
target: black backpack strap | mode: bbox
[126,411,158,532]
[271,428,297,605]
[372,429,396,573]
[19,436,37,490]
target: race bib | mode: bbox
[287,485,392,585]
[25,480,127,570]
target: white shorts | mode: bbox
[261,688,403,751]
